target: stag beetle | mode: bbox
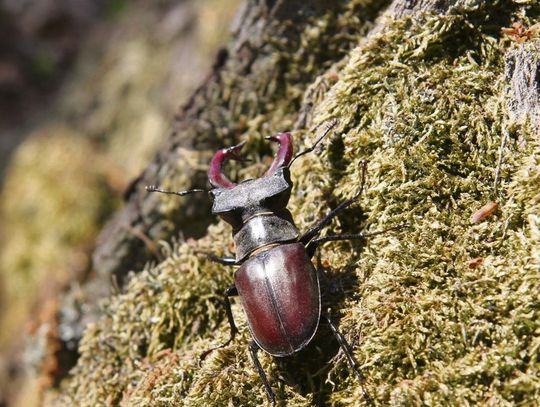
[147,124,395,404]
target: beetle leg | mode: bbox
[200,286,239,359]
[300,161,368,245]
[324,314,371,404]
[305,224,407,258]
[222,286,239,342]
[199,252,237,266]
[249,340,276,405]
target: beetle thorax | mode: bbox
[210,167,299,262]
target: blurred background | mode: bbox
[0,0,240,405]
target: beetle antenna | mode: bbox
[288,118,338,167]
[145,185,207,197]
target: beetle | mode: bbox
[147,125,395,404]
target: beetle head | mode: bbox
[208,133,295,231]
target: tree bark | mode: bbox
[506,38,540,128]
[51,0,540,405]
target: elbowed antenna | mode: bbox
[264,132,293,176]
[208,141,247,189]
[145,185,207,197]
[287,118,338,168]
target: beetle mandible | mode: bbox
[148,125,392,404]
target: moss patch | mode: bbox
[0,124,118,348]
[52,1,539,406]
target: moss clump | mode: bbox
[52,1,539,406]
[0,123,118,349]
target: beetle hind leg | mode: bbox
[249,340,276,405]
[200,286,239,359]
[324,314,371,404]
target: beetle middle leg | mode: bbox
[305,224,406,258]
[249,340,276,405]
[200,285,239,359]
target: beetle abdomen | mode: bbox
[235,243,321,357]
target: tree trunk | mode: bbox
[51,0,540,405]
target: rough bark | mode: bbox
[386,0,454,17]
[506,38,540,127]
[92,0,337,284]
[49,0,540,405]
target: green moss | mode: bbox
[51,1,539,406]
[0,124,118,348]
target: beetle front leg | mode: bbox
[300,161,368,245]
[200,252,237,266]
[249,340,276,405]
[324,314,371,404]
[200,286,239,359]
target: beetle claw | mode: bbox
[228,142,251,162]
[264,132,293,175]
[209,141,247,188]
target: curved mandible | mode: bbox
[264,132,293,176]
[208,141,246,188]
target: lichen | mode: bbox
[51,1,539,406]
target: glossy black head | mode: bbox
[210,167,294,231]
[208,133,295,231]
